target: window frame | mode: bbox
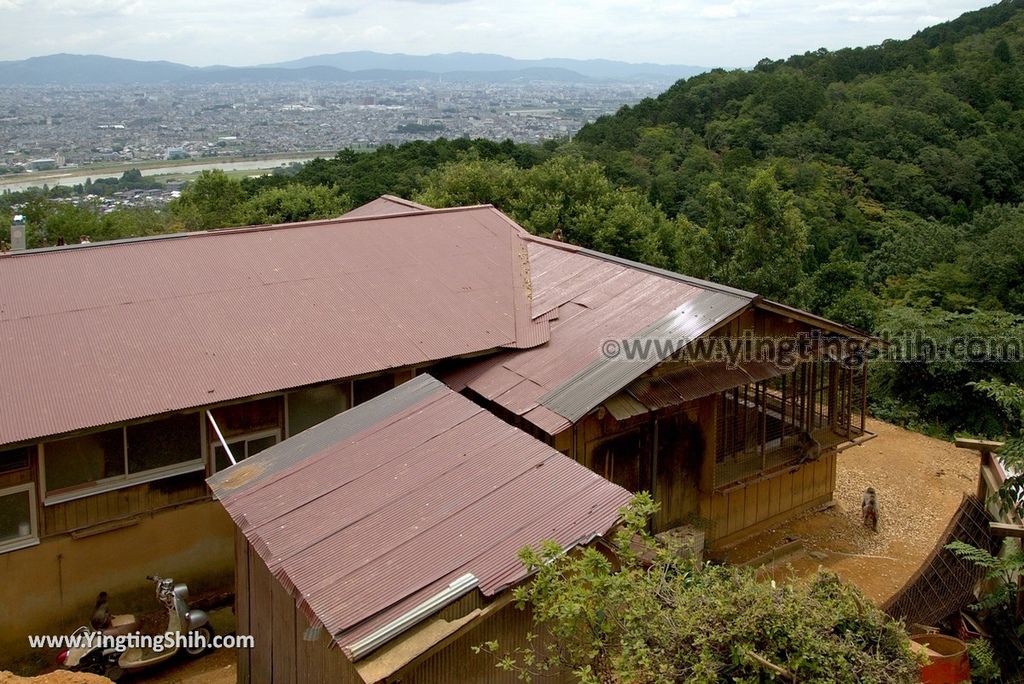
[0,482,40,554]
[209,428,282,473]
[40,414,206,506]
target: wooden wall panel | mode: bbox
[235,530,251,683]
[41,474,209,537]
[249,549,274,684]
[702,453,837,547]
[271,575,297,684]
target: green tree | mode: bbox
[731,169,809,302]
[236,184,351,225]
[479,495,918,683]
[170,170,246,230]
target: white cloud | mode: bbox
[701,1,751,20]
[0,0,997,68]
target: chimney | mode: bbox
[10,214,26,251]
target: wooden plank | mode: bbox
[709,493,726,540]
[743,484,758,530]
[728,489,745,535]
[956,438,1004,453]
[777,469,794,514]
[271,578,297,684]
[250,552,274,684]
[235,531,251,683]
[755,479,770,524]
[768,474,782,518]
[990,522,1024,538]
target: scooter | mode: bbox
[57,574,213,680]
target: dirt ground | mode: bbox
[717,418,979,603]
[0,673,112,684]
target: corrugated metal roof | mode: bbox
[340,194,431,218]
[441,237,754,435]
[0,203,548,446]
[624,360,791,411]
[209,375,631,660]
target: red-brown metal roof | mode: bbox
[443,236,755,435]
[341,194,431,218]
[208,374,631,660]
[0,204,548,446]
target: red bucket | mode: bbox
[909,634,971,684]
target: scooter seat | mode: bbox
[102,613,138,636]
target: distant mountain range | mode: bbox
[0,52,708,86]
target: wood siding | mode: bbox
[40,470,209,537]
[236,535,572,684]
[700,452,837,547]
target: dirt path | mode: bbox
[718,418,979,603]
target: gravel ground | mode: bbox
[720,418,979,603]
[0,672,111,683]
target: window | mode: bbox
[0,483,38,553]
[42,414,205,504]
[128,413,202,474]
[287,384,349,437]
[712,360,866,489]
[44,428,126,493]
[211,430,280,472]
[353,374,394,406]
[591,431,645,493]
[0,447,31,475]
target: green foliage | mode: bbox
[968,637,1001,682]
[170,170,246,230]
[479,495,918,683]
[871,306,1024,435]
[973,379,1024,505]
[948,539,1024,615]
[236,184,351,225]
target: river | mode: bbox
[0,155,325,193]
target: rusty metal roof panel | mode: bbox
[210,375,630,661]
[0,206,549,446]
[442,239,755,435]
[521,405,572,435]
[341,195,430,218]
[624,361,791,411]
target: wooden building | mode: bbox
[0,194,875,672]
[445,233,873,549]
[211,375,629,684]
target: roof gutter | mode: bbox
[346,573,479,661]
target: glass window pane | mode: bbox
[0,447,30,475]
[247,435,277,457]
[353,374,394,406]
[45,429,125,492]
[288,385,348,436]
[213,440,244,472]
[210,397,281,436]
[0,489,31,543]
[127,413,201,474]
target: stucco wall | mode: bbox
[0,500,235,672]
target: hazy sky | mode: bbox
[0,0,996,68]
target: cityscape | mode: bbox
[0,80,662,175]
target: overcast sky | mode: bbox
[0,0,996,68]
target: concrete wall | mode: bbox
[0,501,235,672]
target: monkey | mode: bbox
[861,487,879,532]
[91,591,112,631]
[797,431,821,463]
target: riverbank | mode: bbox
[0,151,336,192]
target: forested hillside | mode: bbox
[4,1,1024,436]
